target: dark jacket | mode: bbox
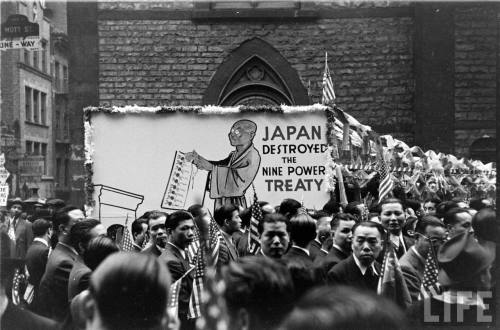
[8,217,34,259]
[327,255,381,293]
[283,246,314,268]
[1,301,58,330]
[218,231,239,266]
[400,246,426,303]
[308,239,327,261]
[313,245,350,283]
[161,243,193,319]
[36,242,80,321]
[25,239,50,291]
[67,260,91,302]
[142,243,162,257]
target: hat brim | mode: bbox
[438,249,495,287]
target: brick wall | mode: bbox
[454,6,497,156]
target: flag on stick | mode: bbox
[188,244,205,319]
[377,141,393,203]
[377,242,412,309]
[419,244,442,299]
[168,265,195,316]
[322,52,336,105]
[120,214,135,252]
[248,184,262,255]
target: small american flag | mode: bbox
[419,245,442,299]
[208,217,222,265]
[188,244,205,319]
[168,266,195,316]
[378,157,393,203]
[120,215,135,252]
[196,267,229,330]
[248,187,262,255]
[322,52,336,105]
[187,225,201,265]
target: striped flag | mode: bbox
[196,267,229,330]
[378,156,393,203]
[419,245,442,299]
[168,266,195,316]
[322,52,336,105]
[120,215,135,252]
[187,225,201,264]
[188,243,205,319]
[248,186,262,255]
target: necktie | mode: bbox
[8,218,16,242]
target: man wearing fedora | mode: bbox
[407,231,494,328]
[4,198,33,259]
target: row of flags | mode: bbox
[322,52,394,202]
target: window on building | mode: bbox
[41,143,47,175]
[24,49,30,65]
[33,48,39,70]
[41,40,47,73]
[55,61,60,90]
[33,142,40,155]
[64,159,70,187]
[56,158,61,185]
[41,92,47,125]
[33,90,39,123]
[63,65,68,91]
[25,86,32,121]
[25,141,33,155]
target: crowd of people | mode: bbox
[0,193,497,330]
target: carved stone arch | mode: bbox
[203,38,310,106]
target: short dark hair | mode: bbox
[472,207,498,243]
[223,256,295,330]
[289,213,316,248]
[424,197,442,205]
[443,208,469,227]
[415,215,445,235]
[69,219,101,250]
[106,224,123,241]
[311,210,330,220]
[187,204,204,218]
[83,236,119,271]
[279,199,302,219]
[239,207,252,229]
[32,218,52,237]
[345,202,363,217]
[89,252,171,329]
[331,213,357,230]
[469,198,489,212]
[258,213,289,235]
[147,210,168,222]
[404,199,422,213]
[279,285,406,330]
[322,200,341,215]
[377,198,403,214]
[53,205,81,232]
[214,204,238,227]
[165,210,193,231]
[131,218,147,237]
[352,221,385,238]
[435,201,459,219]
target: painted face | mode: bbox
[380,203,405,235]
[149,216,167,248]
[170,219,195,250]
[333,220,355,251]
[423,202,437,216]
[352,226,382,266]
[228,122,253,147]
[260,222,289,259]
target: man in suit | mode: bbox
[131,218,148,252]
[67,219,106,301]
[142,211,168,256]
[379,198,415,259]
[214,204,240,265]
[308,211,331,260]
[314,213,356,283]
[5,198,33,259]
[327,221,384,293]
[36,205,85,321]
[400,215,446,303]
[258,213,290,260]
[161,210,196,330]
[283,213,316,268]
[443,207,473,239]
[25,219,52,309]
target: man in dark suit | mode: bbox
[36,206,85,321]
[308,211,331,260]
[214,204,240,265]
[327,221,384,293]
[142,211,168,257]
[283,213,316,268]
[314,213,356,283]
[131,218,148,252]
[161,210,196,330]
[25,219,52,309]
[400,215,446,303]
[5,198,33,259]
[379,198,415,259]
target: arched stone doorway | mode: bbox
[203,38,309,106]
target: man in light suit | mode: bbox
[5,198,33,259]
[161,210,196,330]
[400,215,446,302]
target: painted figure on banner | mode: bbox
[185,119,261,210]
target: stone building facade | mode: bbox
[65,1,497,203]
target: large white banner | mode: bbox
[89,110,329,223]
